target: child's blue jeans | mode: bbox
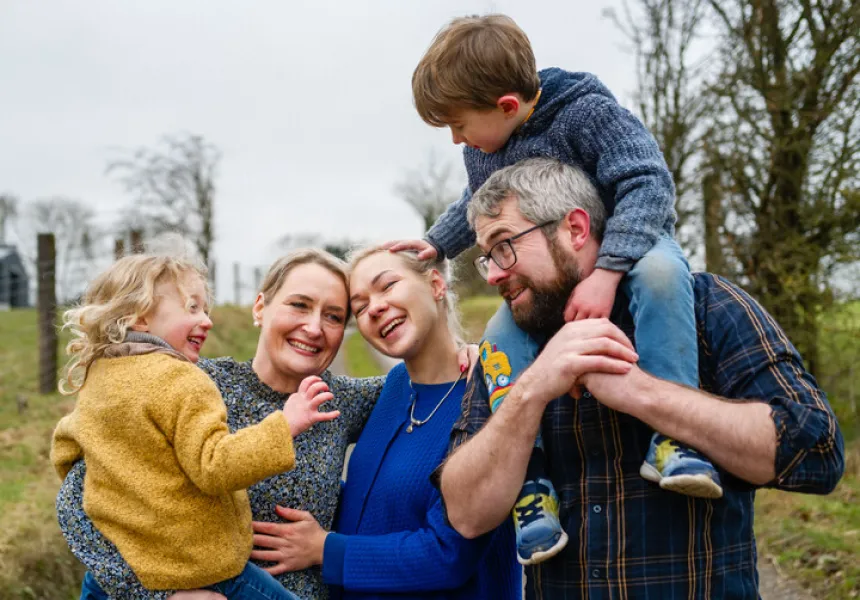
[483,233,698,391]
[80,563,300,600]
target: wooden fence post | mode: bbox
[209,260,217,300]
[37,233,57,395]
[233,262,241,305]
[130,229,144,254]
[253,267,262,295]
[114,238,125,260]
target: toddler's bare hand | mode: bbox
[564,269,623,322]
[283,376,339,436]
[383,239,439,262]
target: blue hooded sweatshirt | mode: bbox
[426,68,677,272]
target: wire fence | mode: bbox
[1,234,858,426]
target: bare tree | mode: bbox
[277,232,324,251]
[702,0,860,375]
[395,152,462,233]
[605,0,713,264]
[394,151,495,297]
[108,133,220,270]
[16,197,97,302]
[610,0,860,376]
[275,232,362,262]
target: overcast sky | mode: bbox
[1,0,639,301]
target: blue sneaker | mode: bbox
[640,433,723,499]
[513,478,569,565]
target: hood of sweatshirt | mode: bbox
[518,68,617,137]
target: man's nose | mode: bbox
[451,131,466,145]
[486,261,509,287]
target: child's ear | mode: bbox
[498,95,521,117]
[129,315,150,332]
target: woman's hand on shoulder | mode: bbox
[282,376,340,436]
[457,344,480,382]
[251,505,329,575]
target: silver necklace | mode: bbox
[406,370,465,433]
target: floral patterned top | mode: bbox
[56,357,385,600]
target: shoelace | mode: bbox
[515,495,545,528]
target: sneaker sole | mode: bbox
[518,530,569,566]
[640,463,723,499]
[661,474,723,499]
[640,462,662,483]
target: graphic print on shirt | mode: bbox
[480,341,513,413]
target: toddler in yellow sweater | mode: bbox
[51,253,336,598]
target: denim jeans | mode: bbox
[482,233,698,394]
[81,564,300,600]
[620,234,698,387]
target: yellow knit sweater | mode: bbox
[51,353,296,590]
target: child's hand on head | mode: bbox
[564,269,624,322]
[283,376,339,436]
[383,239,438,262]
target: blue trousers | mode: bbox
[80,564,300,600]
[482,234,699,397]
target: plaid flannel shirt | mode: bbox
[445,273,844,599]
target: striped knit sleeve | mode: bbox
[563,94,676,271]
[426,186,476,260]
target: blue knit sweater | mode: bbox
[322,363,519,600]
[426,68,677,272]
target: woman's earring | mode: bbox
[253,318,261,327]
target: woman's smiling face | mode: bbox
[349,251,444,361]
[254,262,348,380]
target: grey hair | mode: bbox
[467,158,606,239]
[346,244,465,347]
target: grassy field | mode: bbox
[344,330,384,377]
[0,297,857,598]
[0,309,82,599]
[0,305,256,599]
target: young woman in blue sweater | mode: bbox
[260,245,520,600]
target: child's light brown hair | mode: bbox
[60,254,210,395]
[412,14,541,127]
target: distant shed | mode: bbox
[0,245,29,308]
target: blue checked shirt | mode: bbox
[445,273,844,599]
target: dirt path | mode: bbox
[759,555,813,600]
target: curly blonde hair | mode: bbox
[60,254,210,395]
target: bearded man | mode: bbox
[436,157,844,599]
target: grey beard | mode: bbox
[509,240,583,338]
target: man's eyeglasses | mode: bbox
[473,220,559,280]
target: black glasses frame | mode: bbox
[473,220,559,279]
